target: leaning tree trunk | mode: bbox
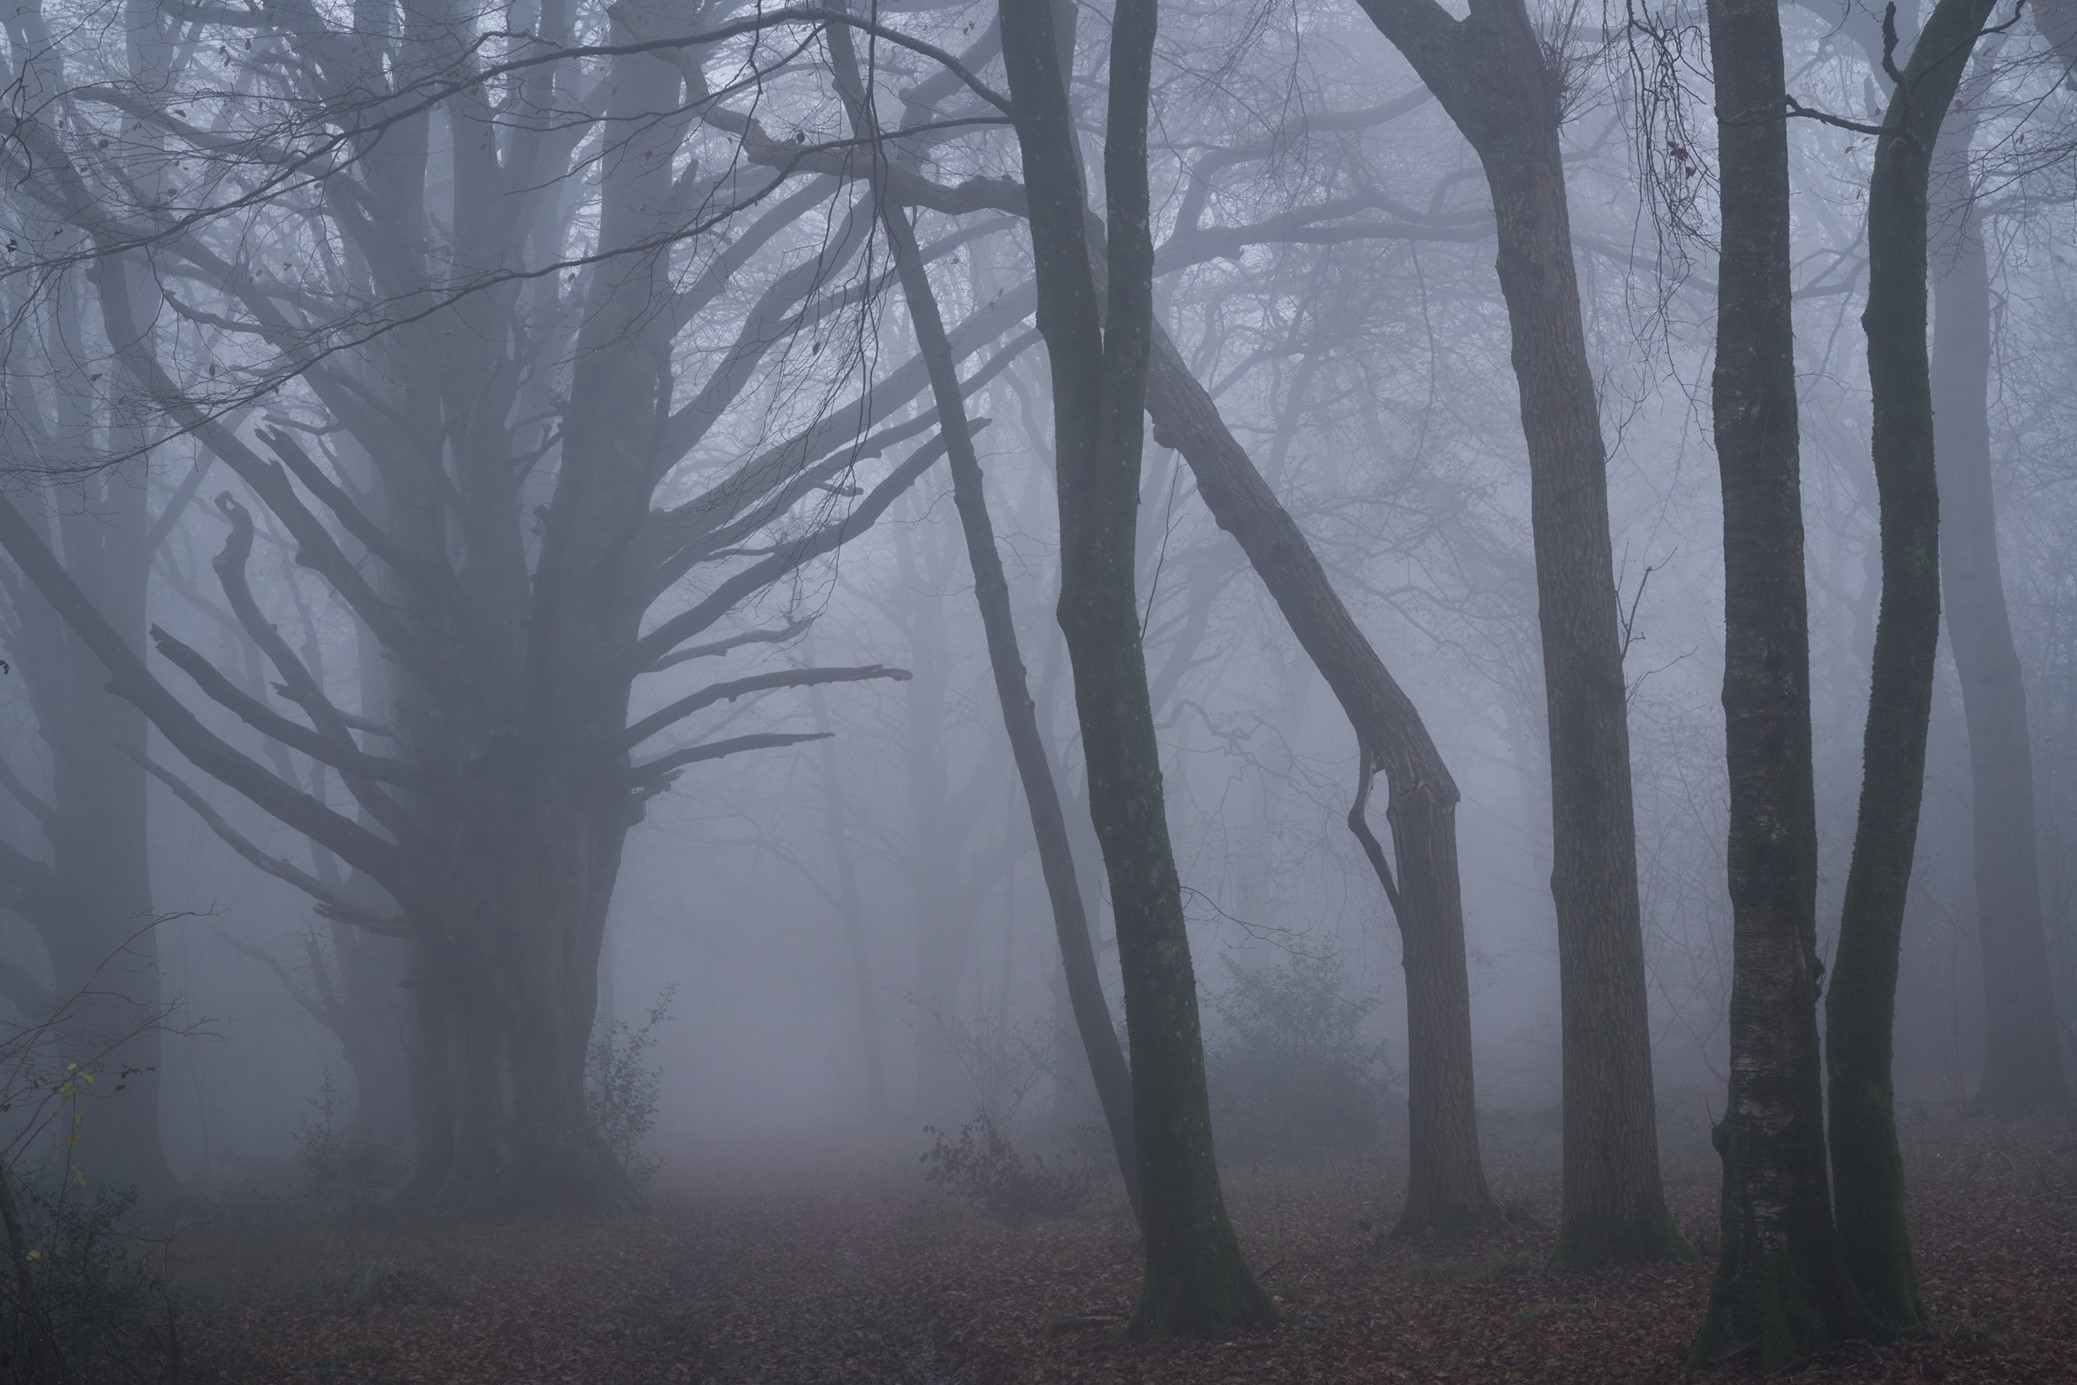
[1928,73,2070,1119]
[1694,0,1883,1364]
[825,7,1141,1217]
[1142,336,1500,1238]
[999,0,1274,1336]
[1828,0,1999,1333]
[1352,0,1683,1266]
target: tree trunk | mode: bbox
[406,765,638,1211]
[827,8,1141,1214]
[999,0,1273,1336]
[1828,0,1998,1332]
[1695,0,1883,1363]
[1352,0,1683,1266]
[1928,79,2070,1119]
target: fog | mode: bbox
[0,0,2073,1372]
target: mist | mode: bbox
[0,0,2073,1376]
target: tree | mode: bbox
[825,5,1141,1214]
[0,0,1016,1208]
[0,0,177,1194]
[1924,16,2074,1118]
[1348,0,1687,1267]
[1827,0,2005,1333]
[998,0,1275,1337]
[1694,0,1884,1362]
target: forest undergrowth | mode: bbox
[173,1109,2076,1383]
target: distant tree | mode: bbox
[1927,15,2076,1119]
[0,0,1003,1208]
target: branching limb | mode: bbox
[625,665,910,748]
[209,494,420,836]
[1347,744,1408,927]
[146,625,430,793]
[0,491,404,888]
[627,731,835,791]
[124,747,412,935]
[644,619,814,674]
[631,423,979,671]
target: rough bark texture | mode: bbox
[1828,0,1998,1333]
[1931,55,2071,1119]
[999,0,1274,1337]
[1695,0,1884,1364]
[1352,0,1684,1268]
[826,7,1140,1215]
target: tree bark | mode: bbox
[999,0,1273,1336]
[826,6,1141,1217]
[1351,0,1685,1267]
[1695,0,1884,1363]
[1828,0,1999,1332]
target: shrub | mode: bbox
[291,1071,402,1219]
[1205,948,1401,1164]
[586,987,674,1185]
[920,1113,1097,1220]
[0,1175,179,1382]
[0,995,180,1381]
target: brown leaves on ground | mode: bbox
[178,1111,2077,1384]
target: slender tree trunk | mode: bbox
[1695,0,1883,1363]
[826,8,1141,1215]
[999,0,1273,1335]
[1352,0,1682,1265]
[1828,0,1998,1332]
[1928,82,2070,1119]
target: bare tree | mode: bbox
[1694,0,1883,1362]
[1348,0,1687,1267]
[999,0,1274,1337]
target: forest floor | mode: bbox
[172,1108,2077,1383]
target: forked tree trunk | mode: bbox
[1352,0,1683,1266]
[1144,339,1500,1238]
[1928,79,2071,1120]
[1694,0,1883,1364]
[999,0,1273,1336]
[1828,0,1998,1332]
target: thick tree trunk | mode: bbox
[1828,1,1998,1332]
[407,767,638,1211]
[999,0,1273,1336]
[1352,0,1682,1266]
[1928,96,2070,1119]
[1695,0,1882,1363]
[828,10,1141,1213]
